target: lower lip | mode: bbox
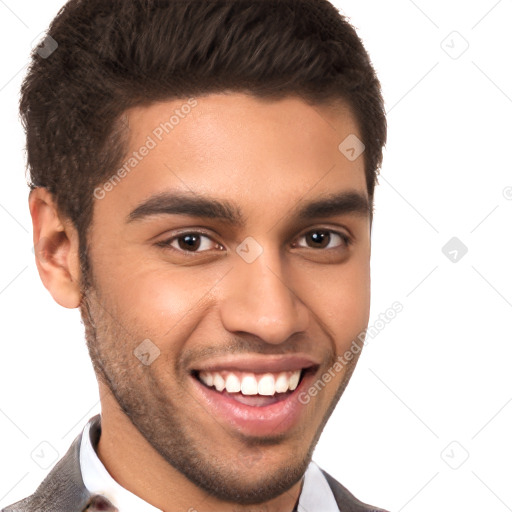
[190,370,316,437]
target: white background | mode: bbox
[1,1,511,511]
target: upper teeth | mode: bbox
[198,370,302,396]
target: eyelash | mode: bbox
[155,228,352,255]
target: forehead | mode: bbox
[96,92,367,220]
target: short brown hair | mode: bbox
[20,0,386,284]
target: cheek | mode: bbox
[95,252,226,343]
[297,257,370,351]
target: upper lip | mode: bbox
[191,354,321,374]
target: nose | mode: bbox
[219,248,310,345]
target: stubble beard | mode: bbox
[77,260,358,505]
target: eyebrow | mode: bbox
[126,190,371,226]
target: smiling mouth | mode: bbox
[191,367,316,407]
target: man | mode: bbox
[4,0,388,510]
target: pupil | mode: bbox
[309,231,329,248]
[180,234,200,251]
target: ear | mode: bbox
[29,187,82,308]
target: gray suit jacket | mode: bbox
[2,415,388,512]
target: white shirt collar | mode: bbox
[298,460,340,512]
[79,415,160,512]
[79,415,339,512]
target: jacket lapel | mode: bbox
[321,469,388,512]
[2,415,117,512]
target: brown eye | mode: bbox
[157,232,222,253]
[295,230,351,250]
[177,233,202,251]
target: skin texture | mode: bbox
[30,92,372,512]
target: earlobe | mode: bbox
[29,188,82,309]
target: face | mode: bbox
[80,92,371,504]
